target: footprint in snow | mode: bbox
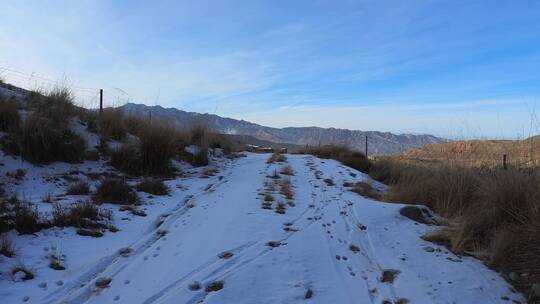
[218,251,234,259]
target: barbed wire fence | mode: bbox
[0,66,132,111]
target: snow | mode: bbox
[0,153,524,304]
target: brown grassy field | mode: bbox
[400,137,540,168]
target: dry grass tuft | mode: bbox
[280,178,294,200]
[94,178,138,205]
[280,165,294,176]
[66,181,90,195]
[11,265,34,281]
[0,196,47,234]
[0,99,20,131]
[5,112,86,164]
[300,145,370,172]
[99,109,126,141]
[351,181,380,200]
[0,235,15,257]
[136,178,169,195]
[267,153,287,164]
[52,201,110,230]
[110,121,178,175]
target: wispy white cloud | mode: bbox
[0,0,539,138]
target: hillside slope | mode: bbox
[121,103,444,155]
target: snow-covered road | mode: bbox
[1,153,523,303]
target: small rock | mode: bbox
[218,251,234,259]
[267,241,282,248]
[399,206,436,224]
[95,278,112,289]
[119,247,132,257]
[423,246,435,253]
[305,288,313,299]
[76,229,103,238]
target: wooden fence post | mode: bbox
[99,89,103,115]
[365,135,368,158]
[503,154,507,170]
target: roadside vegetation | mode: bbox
[368,157,540,300]
[299,145,370,172]
[0,85,237,174]
[0,82,238,245]
[300,142,540,300]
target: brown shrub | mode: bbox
[351,181,381,200]
[138,121,177,174]
[29,87,75,126]
[94,178,138,205]
[381,161,478,217]
[99,109,126,141]
[66,182,90,195]
[280,165,294,176]
[189,124,208,146]
[367,157,405,185]
[10,112,86,164]
[302,145,370,172]
[280,178,294,200]
[11,265,34,281]
[0,99,20,131]
[267,153,287,164]
[110,121,178,175]
[208,133,235,154]
[0,235,15,257]
[136,178,169,195]
[13,199,45,234]
[52,201,108,229]
[192,147,209,167]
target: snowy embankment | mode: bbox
[0,152,524,304]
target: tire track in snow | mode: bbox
[41,165,235,304]
[147,156,332,304]
[309,157,399,303]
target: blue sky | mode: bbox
[1,0,540,138]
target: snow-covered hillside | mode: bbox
[0,152,524,304]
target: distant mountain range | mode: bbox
[120,103,444,154]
